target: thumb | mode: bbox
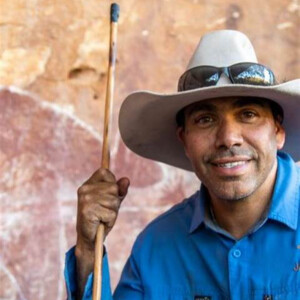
[117,177,130,198]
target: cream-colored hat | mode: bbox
[119,30,300,171]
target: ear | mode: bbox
[275,121,285,150]
[176,127,191,159]
[176,127,185,145]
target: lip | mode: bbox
[210,156,251,165]
[210,157,252,176]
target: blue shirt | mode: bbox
[65,152,300,300]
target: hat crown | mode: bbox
[187,30,258,70]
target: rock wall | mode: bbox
[0,0,299,299]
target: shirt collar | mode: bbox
[268,151,300,230]
[189,151,300,233]
[189,186,207,233]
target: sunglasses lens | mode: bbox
[178,66,220,91]
[178,63,276,91]
[230,63,276,86]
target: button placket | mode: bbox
[228,243,247,300]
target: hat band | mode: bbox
[178,63,276,92]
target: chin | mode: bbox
[208,182,255,202]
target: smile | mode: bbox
[210,157,252,176]
[217,161,247,168]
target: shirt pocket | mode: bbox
[252,291,300,300]
[143,286,224,300]
[273,291,300,300]
[251,261,300,300]
[252,285,300,300]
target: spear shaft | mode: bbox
[92,4,120,300]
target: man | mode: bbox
[65,30,300,299]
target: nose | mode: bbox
[214,117,243,149]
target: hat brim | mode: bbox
[119,79,300,171]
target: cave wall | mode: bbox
[0,0,299,299]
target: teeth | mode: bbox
[217,161,246,168]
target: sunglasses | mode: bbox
[178,63,276,92]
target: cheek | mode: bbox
[183,132,213,161]
[244,125,279,154]
[183,136,199,160]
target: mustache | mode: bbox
[205,147,256,163]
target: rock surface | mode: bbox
[0,0,299,299]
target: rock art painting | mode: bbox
[0,1,298,299]
[0,88,198,299]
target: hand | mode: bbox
[74,168,129,299]
[76,168,130,253]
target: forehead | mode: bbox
[184,96,271,115]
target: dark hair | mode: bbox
[175,97,284,128]
[176,107,186,128]
[269,100,284,124]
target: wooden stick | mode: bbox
[92,3,120,300]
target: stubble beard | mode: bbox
[197,155,277,203]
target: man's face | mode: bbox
[177,97,285,202]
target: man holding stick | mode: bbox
[65,30,300,300]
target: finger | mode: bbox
[84,168,116,185]
[98,206,118,229]
[83,204,117,230]
[117,177,130,198]
[77,211,116,246]
[78,181,119,197]
[82,193,121,211]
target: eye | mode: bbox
[240,110,258,122]
[194,114,215,126]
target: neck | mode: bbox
[208,162,278,240]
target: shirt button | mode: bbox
[232,249,241,258]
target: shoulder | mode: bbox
[145,190,198,231]
[132,190,199,251]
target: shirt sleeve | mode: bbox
[64,247,113,300]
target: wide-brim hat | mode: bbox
[119,30,300,171]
